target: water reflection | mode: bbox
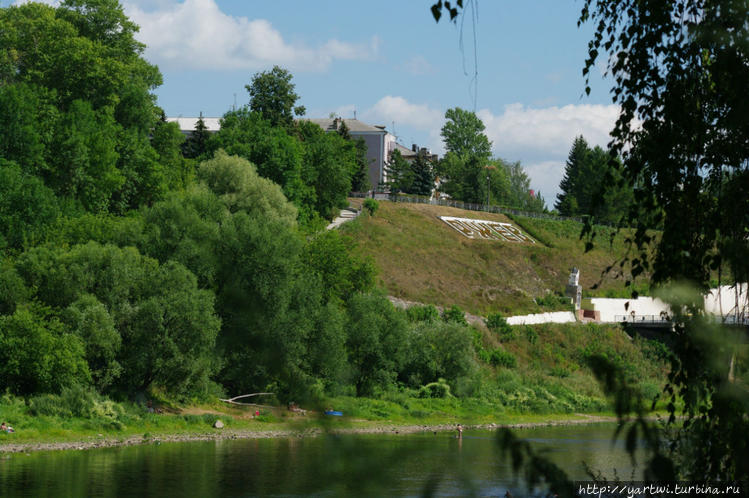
[0,424,643,497]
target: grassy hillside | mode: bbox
[344,200,648,315]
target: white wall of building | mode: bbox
[506,311,577,325]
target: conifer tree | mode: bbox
[182,114,210,159]
[555,135,588,215]
[410,150,434,196]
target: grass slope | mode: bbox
[344,200,646,315]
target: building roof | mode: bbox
[393,142,418,157]
[166,117,221,133]
[305,118,387,134]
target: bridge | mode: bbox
[614,314,749,330]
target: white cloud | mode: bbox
[123,0,378,71]
[478,103,618,159]
[478,103,619,201]
[364,96,444,131]
[401,55,435,76]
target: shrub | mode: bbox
[442,304,467,325]
[406,304,439,323]
[486,312,514,341]
[535,294,572,310]
[489,349,517,368]
[418,379,452,399]
[525,327,539,345]
[363,198,379,215]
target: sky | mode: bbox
[7,0,620,204]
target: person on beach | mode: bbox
[456,424,463,438]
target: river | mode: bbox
[0,423,645,497]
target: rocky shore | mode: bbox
[0,414,619,454]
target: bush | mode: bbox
[486,312,514,341]
[525,327,539,345]
[442,304,467,325]
[535,294,572,310]
[406,304,439,323]
[489,349,517,368]
[363,198,379,215]
[418,379,452,399]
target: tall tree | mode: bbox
[410,150,435,197]
[338,121,370,193]
[246,65,306,129]
[440,107,492,159]
[555,136,631,222]
[555,135,589,215]
[438,108,493,203]
[182,115,211,160]
[385,149,414,194]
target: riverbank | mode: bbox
[0,413,628,454]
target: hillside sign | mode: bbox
[439,216,535,243]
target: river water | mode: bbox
[0,423,644,497]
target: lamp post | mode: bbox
[484,165,496,208]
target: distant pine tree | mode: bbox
[350,138,371,192]
[410,150,434,196]
[555,135,589,215]
[182,114,210,159]
[385,149,413,194]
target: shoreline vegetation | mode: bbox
[0,412,629,454]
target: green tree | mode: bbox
[441,107,492,159]
[338,121,370,193]
[211,108,316,224]
[345,293,408,396]
[151,117,192,191]
[0,305,90,395]
[0,83,56,173]
[555,136,631,222]
[401,321,477,390]
[46,100,122,212]
[555,135,589,215]
[298,120,356,220]
[0,160,62,251]
[62,294,121,391]
[501,160,546,212]
[246,65,306,129]
[301,230,375,304]
[0,1,162,130]
[438,108,493,203]
[182,115,211,160]
[8,243,220,396]
[385,149,414,194]
[350,138,371,193]
[197,150,297,225]
[410,150,435,196]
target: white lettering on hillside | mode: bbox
[439,216,535,243]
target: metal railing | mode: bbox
[615,315,672,325]
[615,314,749,327]
[350,191,582,222]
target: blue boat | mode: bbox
[324,410,343,416]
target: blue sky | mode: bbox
[8,0,620,203]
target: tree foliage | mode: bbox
[555,135,631,223]
[246,65,306,129]
[433,0,749,488]
[578,0,749,484]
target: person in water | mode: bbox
[456,424,463,438]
